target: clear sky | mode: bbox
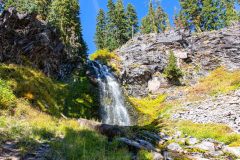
[79,0,180,54]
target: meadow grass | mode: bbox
[188,67,240,97]
[177,121,240,147]
[0,101,131,159]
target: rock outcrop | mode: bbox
[0,8,84,78]
[172,89,240,133]
[116,24,240,96]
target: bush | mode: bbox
[90,49,119,63]
[0,79,16,109]
[164,51,183,84]
[90,49,121,73]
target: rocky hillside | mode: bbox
[0,8,84,78]
[116,24,240,97]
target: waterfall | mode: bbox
[90,61,130,126]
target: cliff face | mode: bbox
[0,8,84,78]
[116,24,240,96]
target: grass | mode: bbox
[128,94,168,124]
[0,64,99,119]
[189,67,240,97]
[0,101,131,159]
[177,121,240,147]
[0,78,17,109]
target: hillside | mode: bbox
[0,2,240,160]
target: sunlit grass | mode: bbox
[189,67,240,97]
[128,94,169,124]
[177,121,240,147]
[0,102,131,159]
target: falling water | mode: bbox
[90,61,130,126]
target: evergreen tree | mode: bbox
[180,0,239,32]
[141,16,152,34]
[179,0,202,32]
[95,9,107,50]
[164,51,183,85]
[141,0,169,34]
[155,5,170,32]
[34,0,51,20]
[201,0,225,31]
[3,0,37,13]
[222,0,239,26]
[126,3,138,39]
[174,10,189,29]
[106,0,118,51]
[115,0,127,45]
[48,0,87,55]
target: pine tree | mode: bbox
[141,16,152,34]
[126,3,138,39]
[115,0,127,46]
[164,51,183,84]
[201,0,225,31]
[34,0,51,20]
[3,0,37,13]
[106,0,118,51]
[222,0,239,26]
[180,0,238,32]
[141,0,169,34]
[174,10,189,29]
[95,9,107,50]
[48,0,87,55]
[179,0,202,32]
[155,5,170,32]
[141,0,156,34]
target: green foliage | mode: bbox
[126,3,139,39]
[141,1,169,34]
[0,104,131,158]
[137,150,154,160]
[63,73,99,119]
[3,0,87,55]
[0,64,99,119]
[0,79,16,109]
[179,0,239,32]
[51,128,131,159]
[97,0,138,51]
[189,67,240,96]
[164,51,183,84]
[48,0,87,55]
[90,49,121,73]
[115,0,128,46]
[174,10,189,29]
[128,94,167,124]
[95,9,107,50]
[3,0,37,13]
[177,121,240,146]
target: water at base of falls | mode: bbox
[90,61,131,126]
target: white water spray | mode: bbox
[90,61,130,126]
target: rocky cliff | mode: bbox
[116,24,240,96]
[0,8,84,78]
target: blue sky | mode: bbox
[79,0,180,54]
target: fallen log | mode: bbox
[78,118,127,138]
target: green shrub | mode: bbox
[90,49,121,74]
[0,79,16,109]
[164,51,183,84]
